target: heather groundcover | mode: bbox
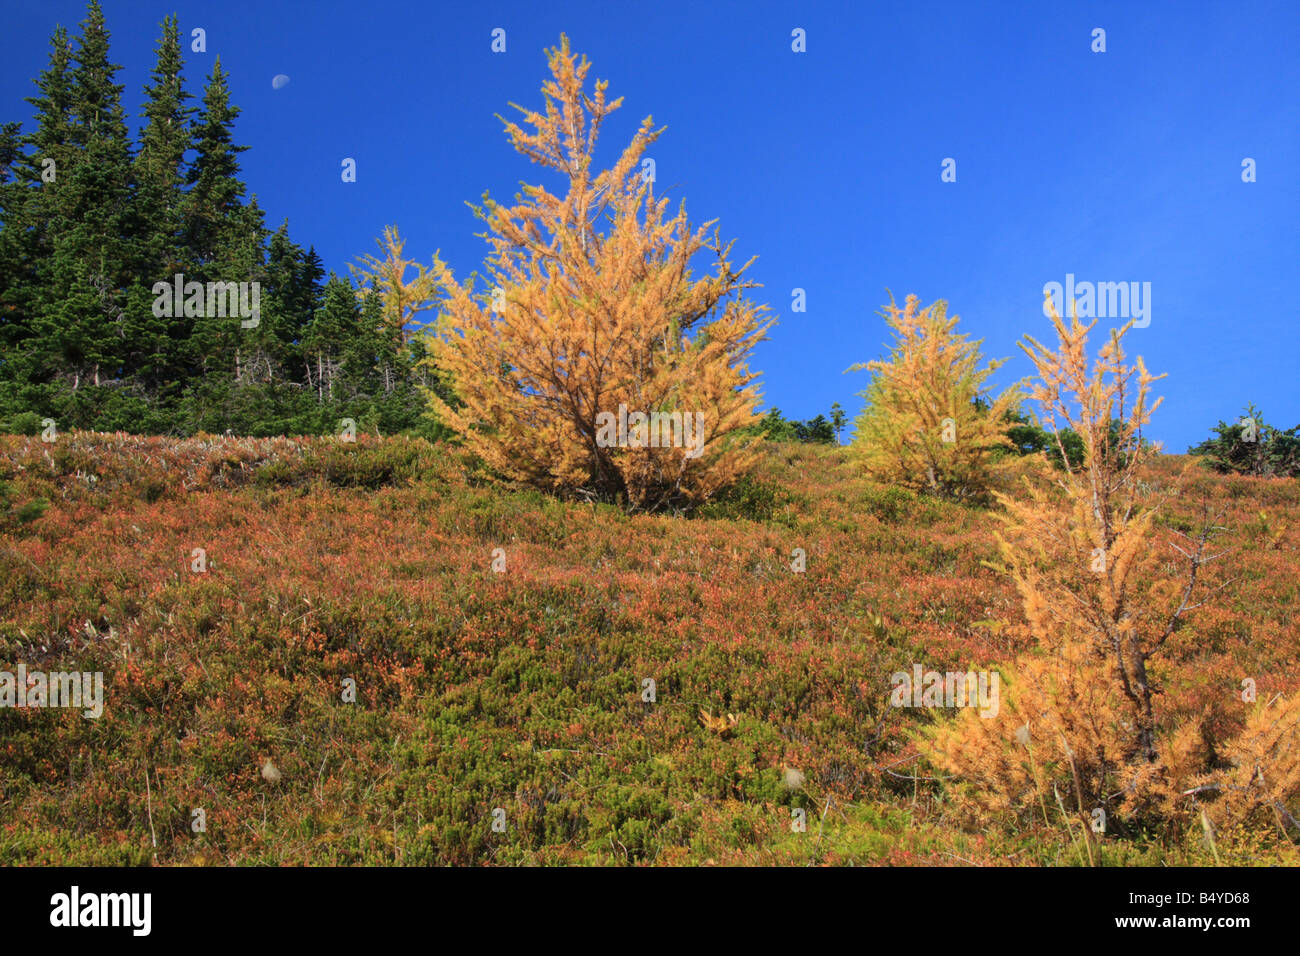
[1,431,1296,866]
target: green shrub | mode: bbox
[14,497,48,523]
[860,483,914,521]
[1189,403,1300,477]
[1,412,42,436]
[697,475,793,523]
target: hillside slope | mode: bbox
[1,433,1296,865]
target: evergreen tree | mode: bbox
[1189,403,1300,478]
[830,401,846,444]
[0,28,77,403]
[756,408,797,441]
[0,123,21,183]
[135,15,193,274]
[18,26,75,198]
[305,272,355,402]
[0,121,27,381]
[127,14,195,398]
[0,2,436,438]
[42,0,136,407]
[185,56,248,268]
[794,413,835,444]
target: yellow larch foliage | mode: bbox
[350,224,440,344]
[422,36,771,512]
[996,300,1171,765]
[849,293,1022,501]
[1200,694,1300,843]
[922,297,1279,842]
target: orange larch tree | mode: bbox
[421,36,771,513]
[922,299,1285,845]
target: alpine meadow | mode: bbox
[0,0,1297,904]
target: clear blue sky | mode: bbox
[2,0,1297,450]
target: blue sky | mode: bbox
[2,0,1297,450]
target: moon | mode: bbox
[271,74,290,90]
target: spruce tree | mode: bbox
[135,15,193,274]
[185,56,247,268]
[41,0,136,410]
[19,26,75,198]
[0,121,27,380]
[0,28,77,404]
[128,14,195,398]
[180,56,264,395]
[1,2,430,436]
[306,272,357,402]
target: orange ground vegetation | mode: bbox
[0,432,1295,864]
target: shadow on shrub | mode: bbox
[254,437,442,490]
[697,475,796,524]
[860,484,915,522]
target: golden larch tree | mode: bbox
[423,36,771,512]
[922,299,1290,846]
[351,224,440,344]
[849,293,1021,500]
